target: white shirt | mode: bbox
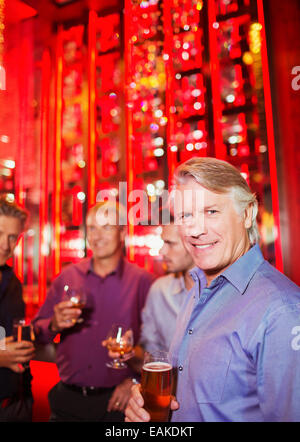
[139,273,188,353]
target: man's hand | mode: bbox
[101,339,135,362]
[107,378,135,413]
[124,384,180,422]
[0,337,35,373]
[50,301,82,332]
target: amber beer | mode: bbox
[141,360,173,422]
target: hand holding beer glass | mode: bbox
[140,351,173,422]
[105,324,134,369]
[13,318,35,369]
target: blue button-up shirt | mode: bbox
[169,245,300,422]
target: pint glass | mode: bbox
[141,351,173,422]
[13,318,35,368]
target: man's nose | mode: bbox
[92,227,105,238]
[0,235,10,251]
[160,243,168,257]
[184,213,207,237]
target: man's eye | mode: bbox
[104,225,114,230]
[207,210,218,215]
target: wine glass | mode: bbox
[63,285,87,323]
[13,318,35,368]
[105,324,134,369]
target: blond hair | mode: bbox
[174,157,259,245]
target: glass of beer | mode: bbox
[63,285,87,323]
[13,318,35,368]
[105,324,134,369]
[141,351,173,422]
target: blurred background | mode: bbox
[0,0,299,319]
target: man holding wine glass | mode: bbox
[0,197,35,422]
[33,201,154,422]
[105,210,195,421]
[107,211,195,376]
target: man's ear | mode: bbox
[244,204,253,229]
[120,225,127,242]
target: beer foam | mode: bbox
[143,362,172,372]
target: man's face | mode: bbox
[86,208,125,261]
[174,178,252,283]
[0,215,23,266]
[160,223,194,273]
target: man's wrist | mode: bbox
[122,377,140,387]
[49,317,61,333]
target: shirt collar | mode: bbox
[76,256,125,279]
[75,258,91,274]
[189,244,265,295]
[221,244,264,294]
[189,266,208,293]
[171,273,187,295]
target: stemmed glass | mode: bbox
[105,324,134,369]
[63,285,87,323]
[13,318,35,368]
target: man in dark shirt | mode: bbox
[0,197,35,422]
[33,201,154,421]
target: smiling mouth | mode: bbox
[192,241,218,249]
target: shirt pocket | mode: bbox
[189,336,232,403]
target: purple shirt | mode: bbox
[33,257,154,388]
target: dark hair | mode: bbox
[0,196,28,231]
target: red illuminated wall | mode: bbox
[264,0,300,286]
[2,0,300,310]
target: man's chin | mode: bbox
[163,263,172,272]
[165,265,177,273]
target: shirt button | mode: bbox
[188,329,193,335]
[178,365,183,372]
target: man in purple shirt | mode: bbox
[33,201,153,422]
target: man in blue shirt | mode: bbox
[125,157,300,422]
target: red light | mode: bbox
[257,0,283,271]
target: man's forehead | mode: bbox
[175,182,230,201]
[86,208,118,226]
[0,215,22,233]
[171,187,232,217]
